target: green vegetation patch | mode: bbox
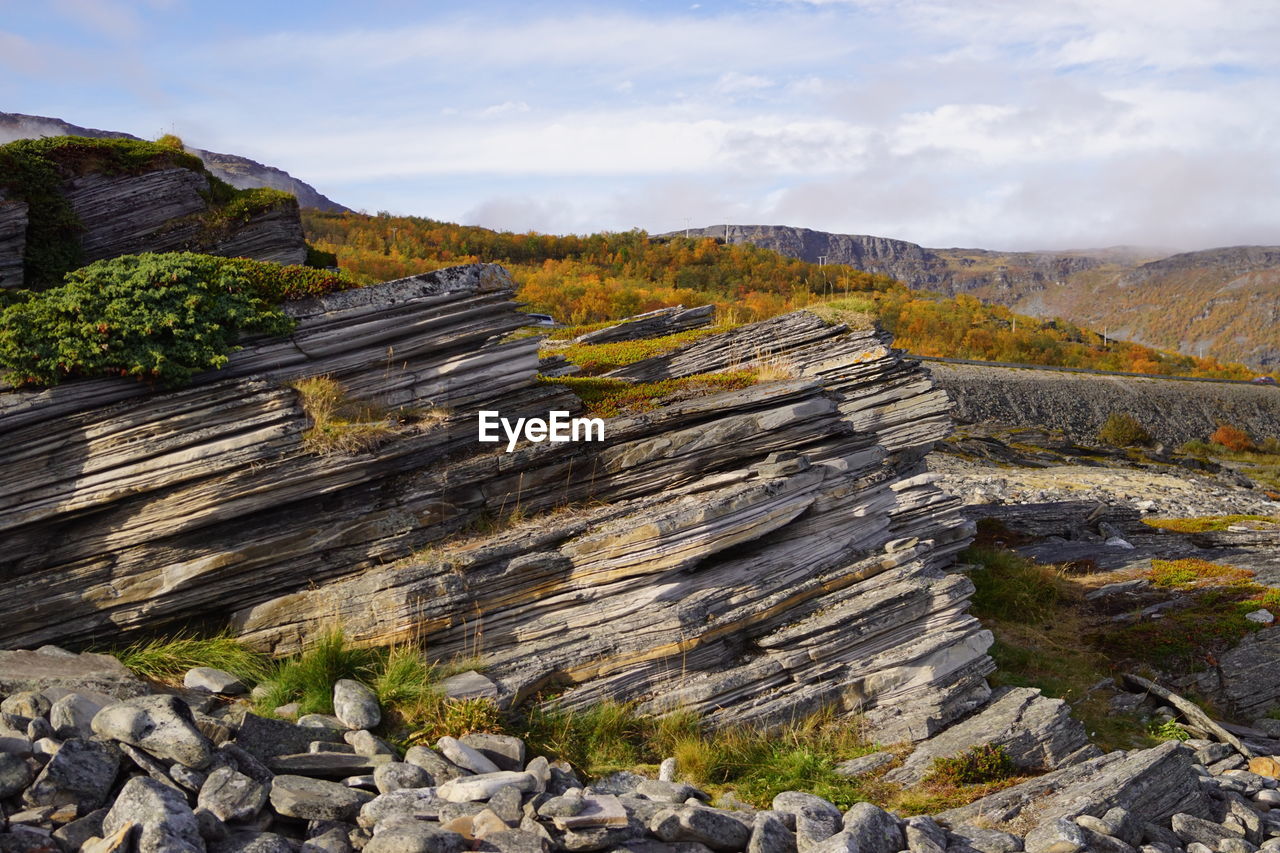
[922,744,1016,786]
[1096,412,1153,447]
[1091,585,1279,673]
[964,545,1065,624]
[0,252,357,388]
[111,632,272,686]
[546,372,758,418]
[555,325,734,375]
[1143,514,1279,534]
[1148,557,1255,590]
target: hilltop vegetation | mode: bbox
[303,211,1269,380]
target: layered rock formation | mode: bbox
[0,111,350,212]
[0,190,26,289]
[0,263,988,743]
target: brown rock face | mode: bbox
[0,264,990,741]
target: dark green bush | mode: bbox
[305,244,339,269]
[1097,412,1152,447]
[0,252,319,387]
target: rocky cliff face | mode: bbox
[0,111,350,213]
[0,264,989,743]
[0,145,309,290]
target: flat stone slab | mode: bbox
[0,650,147,699]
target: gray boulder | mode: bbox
[772,791,842,849]
[949,823,1025,852]
[359,787,442,828]
[50,692,107,739]
[270,774,366,821]
[92,695,213,768]
[373,761,432,793]
[364,822,466,852]
[437,736,501,774]
[840,802,903,853]
[210,831,295,852]
[649,805,752,851]
[198,766,268,822]
[460,733,527,772]
[1170,812,1245,848]
[333,680,380,730]
[0,751,33,798]
[0,649,147,699]
[1,690,50,722]
[24,737,120,811]
[748,811,797,853]
[404,745,469,784]
[834,752,895,778]
[103,775,204,853]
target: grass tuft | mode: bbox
[1148,557,1255,590]
[253,630,380,716]
[110,632,271,685]
[964,546,1066,624]
[291,376,399,455]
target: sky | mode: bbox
[2,0,1278,251]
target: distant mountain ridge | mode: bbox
[671,224,1280,370]
[0,112,350,213]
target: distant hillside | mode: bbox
[0,112,350,213]
[302,209,1271,382]
[674,225,1279,370]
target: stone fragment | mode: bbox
[333,680,380,730]
[0,649,147,700]
[949,823,1024,852]
[1,690,50,721]
[636,779,708,803]
[299,714,347,730]
[270,774,366,821]
[83,823,134,853]
[234,713,344,763]
[438,771,538,802]
[358,787,442,828]
[374,761,431,793]
[1249,756,1280,778]
[345,729,397,757]
[184,667,247,695]
[0,750,33,798]
[461,733,527,771]
[102,775,203,853]
[52,806,109,851]
[49,692,109,740]
[834,752,895,778]
[364,822,466,852]
[267,752,391,777]
[437,736,501,774]
[301,826,354,853]
[1170,812,1244,848]
[199,765,269,822]
[92,695,213,768]
[772,791,842,849]
[24,737,121,812]
[659,757,678,782]
[550,794,629,830]
[840,802,903,853]
[749,811,798,853]
[487,783,523,825]
[439,670,499,700]
[405,745,469,783]
[474,828,551,852]
[904,815,949,853]
[211,831,296,852]
[649,805,752,851]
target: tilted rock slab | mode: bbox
[0,271,988,741]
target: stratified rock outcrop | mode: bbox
[0,136,309,290]
[0,191,26,289]
[0,264,987,742]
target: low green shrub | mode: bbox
[1097,412,1152,447]
[0,252,357,387]
[923,744,1016,785]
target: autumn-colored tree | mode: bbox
[1210,424,1254,452]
